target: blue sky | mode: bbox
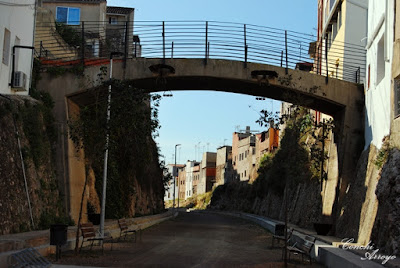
[108,0,317,164]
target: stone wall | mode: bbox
[0,95,66,234]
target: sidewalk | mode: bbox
[204,210,399,268]
[0,210,178,268]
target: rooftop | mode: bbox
[107,6,134,15]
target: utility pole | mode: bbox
[100,52,123,239]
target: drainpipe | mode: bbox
[0,94,35,229]
[384,0,390,61]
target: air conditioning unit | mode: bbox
[12,71,27,91]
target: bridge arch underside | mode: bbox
[64,58,363,229]
[130,76,344,116]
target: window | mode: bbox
[332,22,337,41]
[109,17,118,25]
[395,78,400,117]
[56,7,80,25]
[337,10,342,29]
[2,28,10,65]
[376,35,385,84]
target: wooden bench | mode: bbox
[80,222,113,253]
[272,228,294,248]
[118,218,140,242]
[286,235,316,264]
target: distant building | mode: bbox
[164,164,184,202]
[185,160,199,199]
[215,145,233,186]
[192,165,200,195]
[178,166,186,201]
[0,0,36,95]
[232,127,256,181]
[198,152,217,194]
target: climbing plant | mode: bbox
[68,77,163,218]
[256,104,335,193]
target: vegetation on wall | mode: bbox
[255,106,334,194]
[55,22,82,48]
[68,77,164,219]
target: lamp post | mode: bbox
[173,144,181,209]
[99,51,123,239]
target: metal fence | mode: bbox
[34,20,366,83]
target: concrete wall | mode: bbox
[365,0,394,149]
[0,0,35,95]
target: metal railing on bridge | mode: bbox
[34,20,366,83]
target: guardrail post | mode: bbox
[325,35,328,84]
[285,30,288,74]
[124,21,128,69]
[81,21,85,65]
[281,50,283,67]
[162,21,166,64]
[205,21,208,65]
[171,42,174,59]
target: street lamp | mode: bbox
[173,144,181,209]
[99,51,123,239]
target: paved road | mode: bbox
[55,211,325,267]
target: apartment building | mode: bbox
[232,127,256,182]
[163,164,184,202]
[365,0,395,149]
[198,152,217,194]
[0,0,36,95]
[178,166,186,201]
[392,1,400,143]
[314,0,367,82]
[254,128,279,174]
[185,160,199,198]
[215,145,233,186]
[192,165,200,195]
[38,0,137,60]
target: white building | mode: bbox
[0,0,36,95]
[163,164,183,202]
[185,161,199,199]
[364,0,395,148]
